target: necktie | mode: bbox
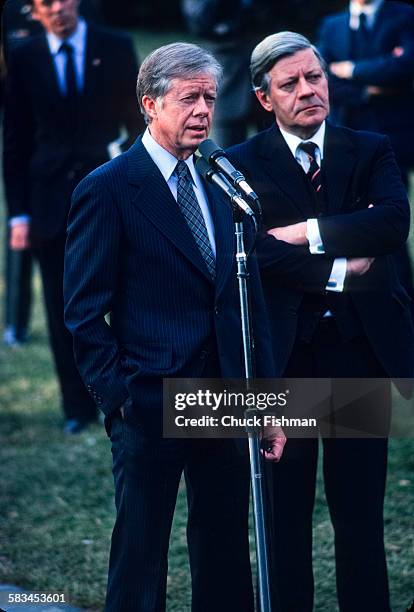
[59,42,77,98]
[354,12,370,58]
[299,142,322,194]
[175,160,215,278]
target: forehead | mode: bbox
[271,48,322,80]
[167,74,217,95]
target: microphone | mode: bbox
[198,139,261,208]
[195,157,257,222]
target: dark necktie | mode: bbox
[299,141,322,194]
[59,42,77,98]
[175,160,216,278]
[354,12,370,58]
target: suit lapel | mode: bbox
[34,36,62,101]
[83,27,101,97]
[259,125,316,218]
[204,182,235,297]
[322,124,356,214]
[127,140,213,282]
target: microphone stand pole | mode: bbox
[233,205,272,612]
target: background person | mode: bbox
[2,0,144,433]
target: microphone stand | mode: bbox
[233,204,272,612]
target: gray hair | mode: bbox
[136,42,222,123]
[251,31,327,94]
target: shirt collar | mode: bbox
[349,0,383,29]
[46,17,87,55]
[279,122,326,161]
[142,128,198,184]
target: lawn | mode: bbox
[0,27,413,612]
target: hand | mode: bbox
[10,222,30,250]
[392,46,404,58]
[267,222,308,246]
[329,61,355,79]
[346,257,375,277]
[261,425,286,462]
[366,85,385,97]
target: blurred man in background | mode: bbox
[318,0,414,315]
[3,0,144,433]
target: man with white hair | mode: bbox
[64,42,285,611]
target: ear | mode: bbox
[141,95,158,122]
[255,89,274,113]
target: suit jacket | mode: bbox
[63,138,275,425]
[228,123,414,385]
[318,1,414,166]
[3,25,144,240]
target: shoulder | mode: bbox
[382,1,414,18]
[227,126,274,162]
[319,11,348,31]
[88,25,135,49]
[329,124,390,156]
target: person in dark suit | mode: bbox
[3,0,143,432]
[1,0,104,348]
[63,42,286,611]
[228,31,414,612]
[318,0,414,314]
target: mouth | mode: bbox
[187,125,208,133]
[297,105,322,114]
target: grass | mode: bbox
[0,27,413,612]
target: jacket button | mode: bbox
[214,306,219,315]
[200,350,208,360]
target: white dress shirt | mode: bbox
[142,129,216,256]
[349,0,384,30]
[279,122,347,293]
[46,18,87,95]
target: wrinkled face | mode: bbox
[31,0,79,39]
[256,48,329,140]
[142,74,217,159]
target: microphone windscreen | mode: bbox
[195,156,211,179]
[198,139,223,161]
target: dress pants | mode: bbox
[106,415,254,612]
[271,319,391,612]
[4,235,33,340]
[34,232,97,422]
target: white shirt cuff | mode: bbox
[326,258,347,292]
[9,215,30,227]
[306,218,325,254]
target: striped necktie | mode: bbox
[175,160,215,278]
[300,141,322,194]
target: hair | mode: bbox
[136,42,222,124]
[251,31,327,94]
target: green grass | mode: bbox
[0,28,413,612]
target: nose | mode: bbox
[193,95,209,116]
[297,76,314,98]
[51,1,64,11]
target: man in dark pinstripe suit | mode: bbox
[64,42,285,611]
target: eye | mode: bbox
[280,81,296,92]
[307,73,322,83]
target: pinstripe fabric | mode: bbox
[64,136,275,612]
[64,137,275,419]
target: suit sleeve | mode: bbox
[2,47,34,218]
[318,137,410,257]
[64,171,130,416]
[352,12,414,86]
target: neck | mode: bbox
[280,124,321,141]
